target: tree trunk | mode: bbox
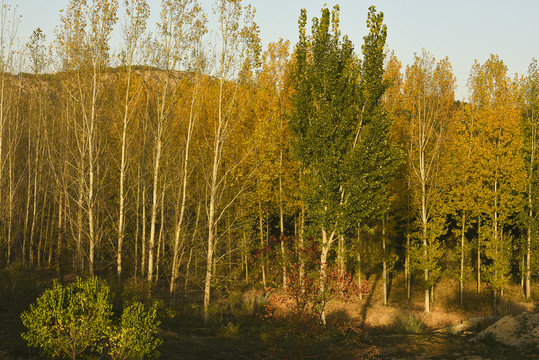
[460,211,466,306]
[57,192,64,283]
[357,225,363,300]
[279,130,287,289]
[319,228,335,325]
[87,67,98,277]
[170,72,199,297]
[406,233,411,300]
[477,218,481,294]
[147,120,163,284]
[259,198,266,288]
[382,215,388,306]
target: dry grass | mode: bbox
[269,273,537,331]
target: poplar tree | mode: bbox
[403,51,455,313]
[346,7,400,306]
[290,5,398,322]
[116,0,150,283]
[290,6,359,324]
[468,55,526,307]
[56,0,119,275]
[522,58,539,300]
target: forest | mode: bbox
[0,0,537,359]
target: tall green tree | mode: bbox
[290,6,359,324]
[346,7,400,306]
[522,58,539,301]
[290,5,398,322]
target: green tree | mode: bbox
[107,302,161,360]
[21,277,113,359]
[21,277,161,360]
[521,58,539,300]
[290,5,359,324]
[346,7,400,306]
[290,5,398,321]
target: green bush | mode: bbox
[21,277,161,360]
[393,312,425,334]
[107,302,161,360]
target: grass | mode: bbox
[393,312,425,334]
[1,269,537,359]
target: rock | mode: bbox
[475,312,539,349]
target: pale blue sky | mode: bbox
[14,0,539,100]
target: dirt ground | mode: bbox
[2,274,537,359]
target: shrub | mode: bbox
[21,277,112,359]
[107,302,162,360]
[393,312,425,334]
[21,277,161,360]
[242,289,270,316]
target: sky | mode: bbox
[13,0,539,100]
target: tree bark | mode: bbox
[382,215,388,306]
[460,211,466,306]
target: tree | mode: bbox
[168,0,207,299]
[21,277,161,360]
[0,0,20,266]
[346,6,401,306]
[116,0,150,283]
[521,58,539,301]
[202,0,260,323]
[403,50,455,312]
[290,5,359,323]
[21,277,113,360]
[56,0,119,275]
[468,55,526,306]
[290,5,398,321]
[444,102,480,306]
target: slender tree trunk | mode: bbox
[37,194,50,269]
[116,68,133,283]
[319,228,335,325]
[87,67,98,277]
[299,174,306,293]
[526,107,536,301]
[57,192,64,283]
[460,211,466,306]
[259,198,266,288]
[23,131,32,265]
[405,168,412,301]
[382,215,388,306]
[135,167,140,278]
[526,173,533,301]
[243,232,249,282]
[170,74,198,297]
[147,119,162,283]
[29,137,41,268]
[422,179,429,313]
[141,159,147,277]
[477,218,481,294]
[203,74,226,322]
[155,187,166,283]
[357,225,362,300]
[76,159,84,273]
[493,175,498,310]
[7,144,14,266]
[406,233,411,300]
[184,202,201,292]
[279,131,287,289]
